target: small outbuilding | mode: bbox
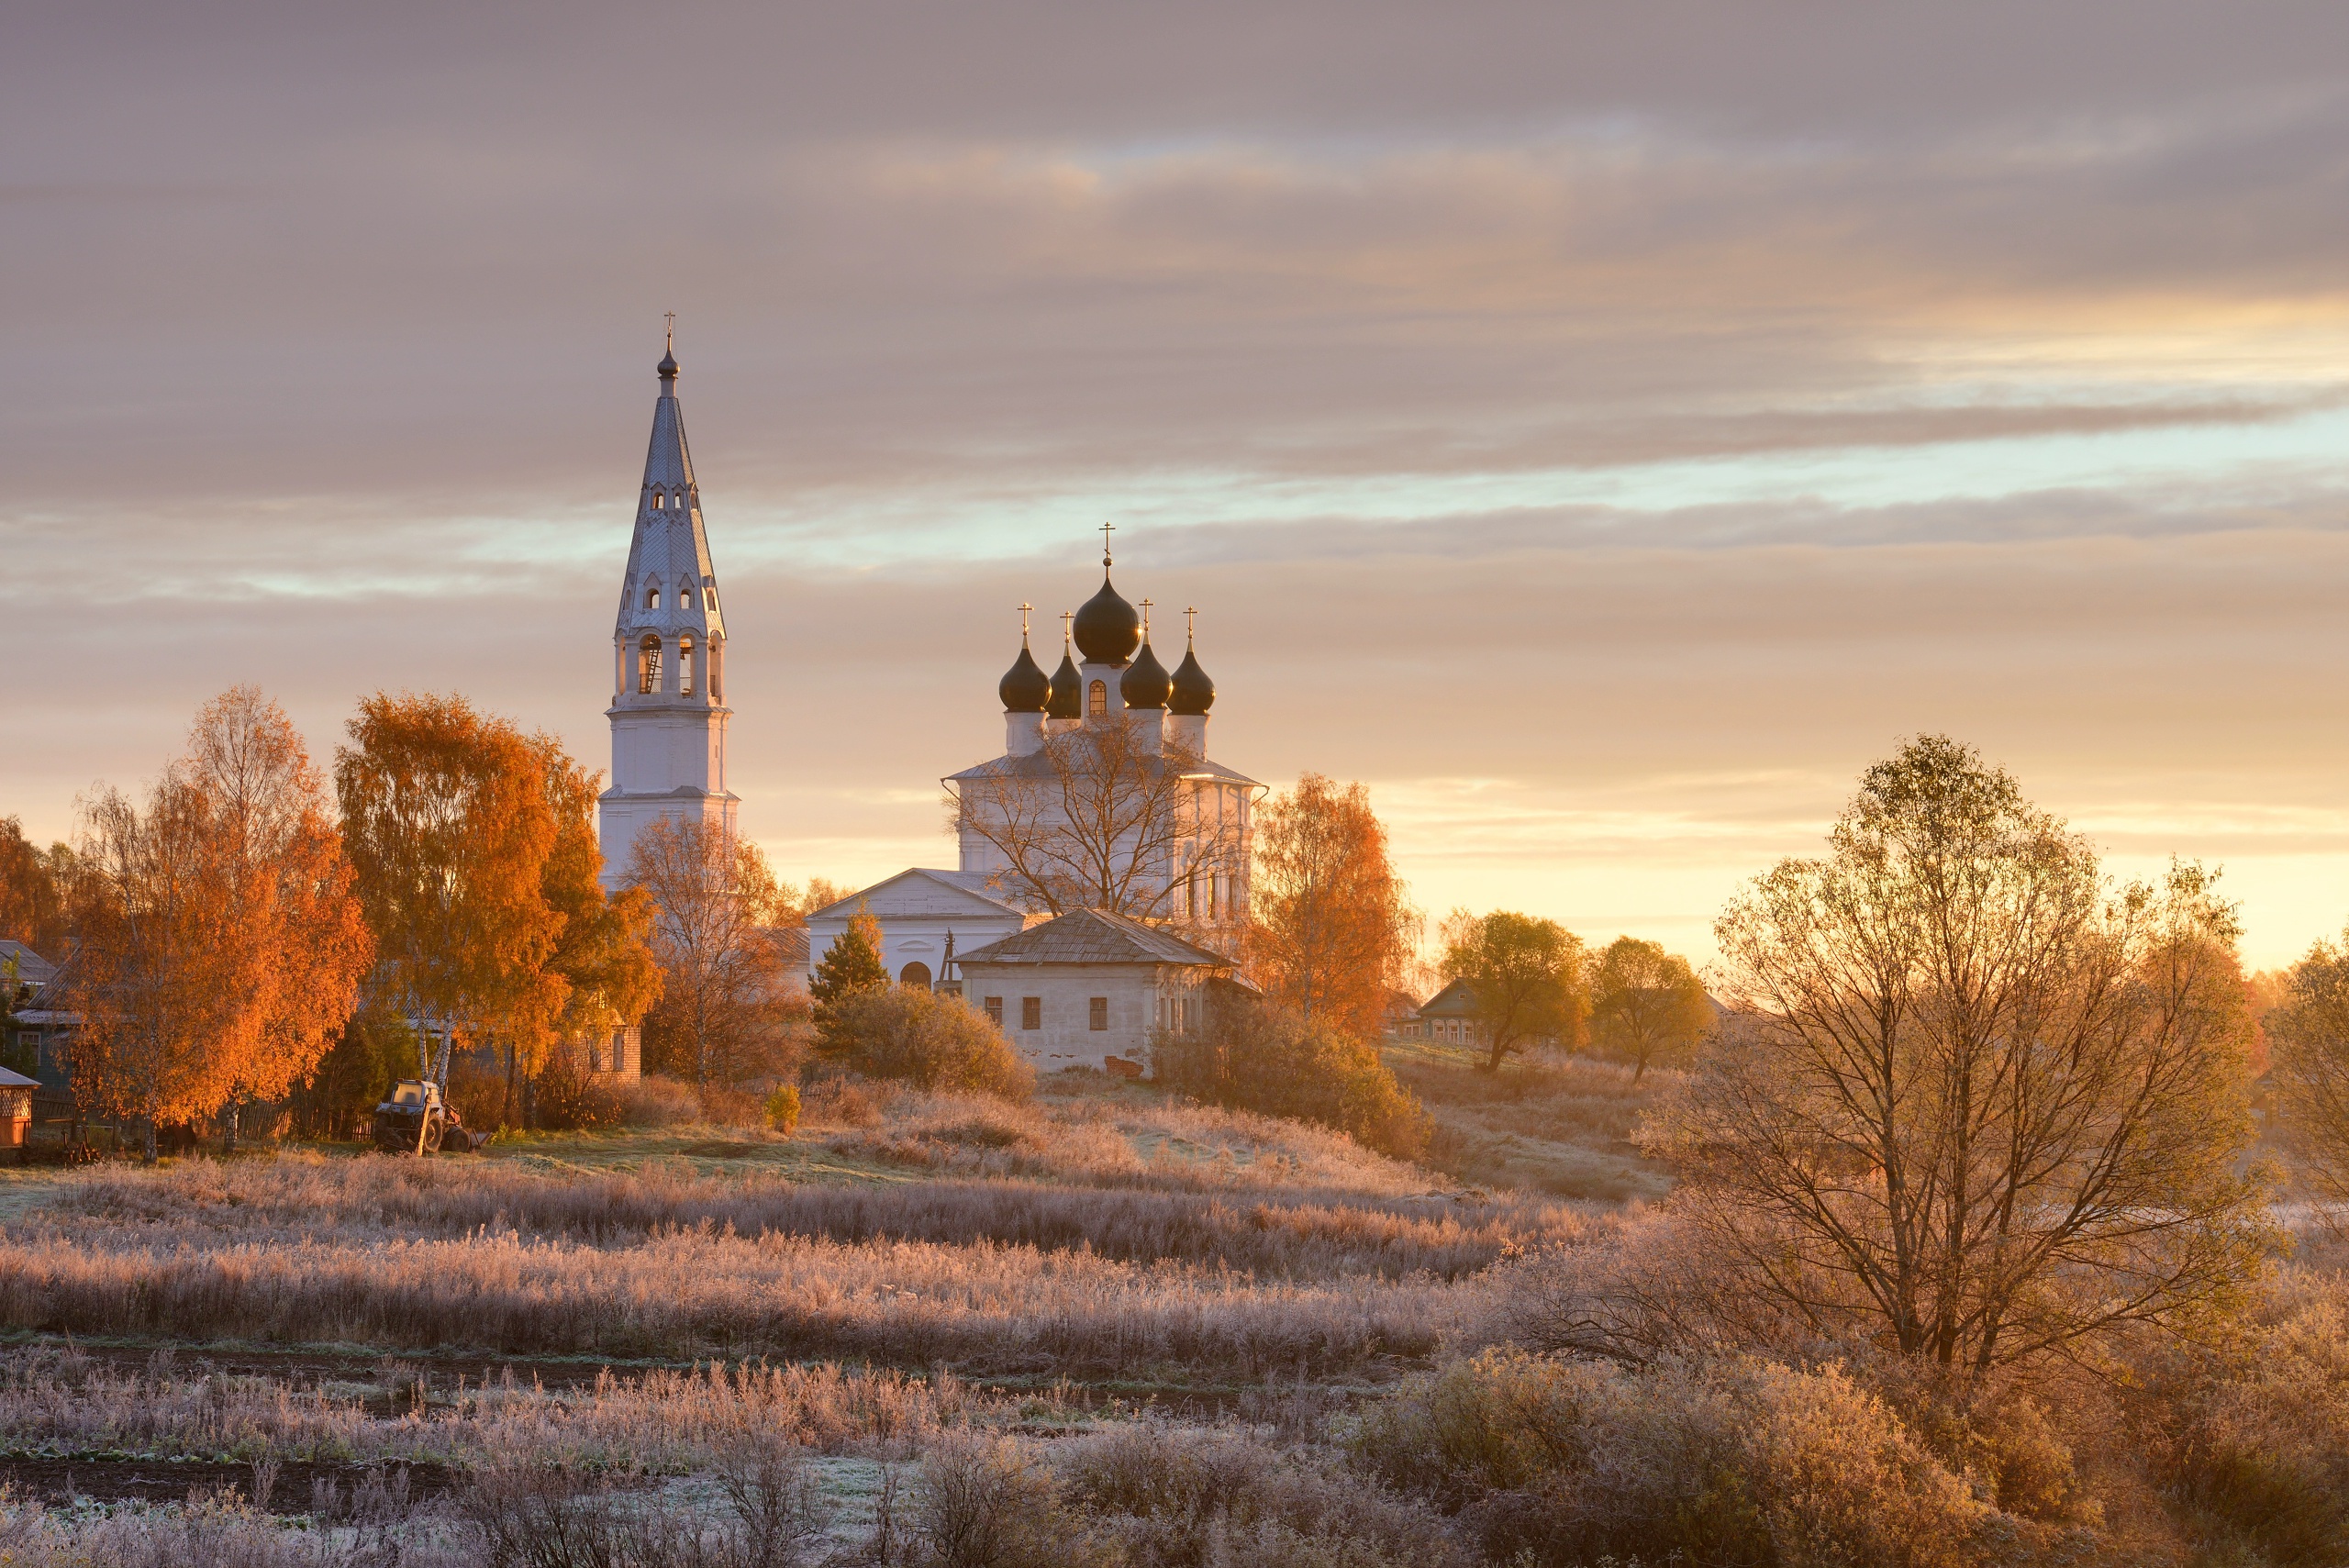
[955,908,1240,1073]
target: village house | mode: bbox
[953,908,1241,1073]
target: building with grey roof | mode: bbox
[955,909,1244,1072]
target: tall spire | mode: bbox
[616,332,718,641]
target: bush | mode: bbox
[618,1074,701,1128]
[1153,995,1431,1160]
[1353,1349,1998,1568]
[532,1049,627,1131]
[765,1084,802,1135]
[819,988,1035,1101]
[1059,1422,1466,1568]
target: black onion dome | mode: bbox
[998,644,1050,712]
[1168,647,1215,715]
[1072,573,1141,664]
[1120,640,1172,709]
[657,348,678,378]
[1047,650,1083,719]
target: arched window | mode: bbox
[704,585,717,610]
[1087,680,1107,717]
[678,588,692,609]
[638,635,662,694]
[679,636,695,696]
[651,490,664,510]
[643,583,660,610]
[898,962,932,990]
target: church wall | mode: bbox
[957,961,1208,1073]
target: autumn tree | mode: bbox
[2267,929,2349,1210]
[1442,910,1589,1072]
[537,739,662,1060]
[58,688,371,1160]
[1663,735,2271,1373]
[0,817,65,956]
[336,694,566,1095]
[1247,773,1419,1042]
[1586,936,1713,1081]
[946,719,1248,928]
[627,817,790,1090]
[811,907,888,1050]
[182,687,373,1146]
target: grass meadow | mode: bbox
[0,1052,2337,1565]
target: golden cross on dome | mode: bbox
[1060,610,1074,647]
[1185,606,1197,645]
[1099,519,1115,564]
[1140,597,1152,637]
[1019,603,1032,643]
[663,311,675,350]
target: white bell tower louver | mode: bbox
[598,330,740,889]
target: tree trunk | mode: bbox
[141,1118,158,1165]
[222,1102,239,1156]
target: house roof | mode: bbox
[0,942,57,986]
[806,868,1028,925]
[760,926,811,966]
[943,740,1258,790]
[956,908,1234,969]
[1418,978,1478,1018]
[0,1067,38,1088]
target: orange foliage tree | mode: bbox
[0,817,65,956]
[61,688,372,1159]
[336,695,562,1109]
[1246,773,1419,1042]
[337,694,656,1127]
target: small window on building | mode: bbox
[1021,996,1041,1030]
[1087,680,1107,717]
[679,637,695,695]
[653,491,665,510]
[984,996,1003,1027]
[1089,996,1108,1031]
[704,587,718,609]
[638,635,662,694]
[899,962,931,990]
[644,584,660,609]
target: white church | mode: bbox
[596,340,1259,1073]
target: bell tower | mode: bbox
[598,330,739,889]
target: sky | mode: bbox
[6,2,2349,971]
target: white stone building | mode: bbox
[803,869,1032,992]
[954,909,1239,1072]
[597,337,740,891]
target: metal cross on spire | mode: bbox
[1185,606,1197,646]
[664,311,675,351]
[1061,610,1074,647]
[1019,602,1032,644]
[1140,597,1152,638]
[1100,519,1115,566]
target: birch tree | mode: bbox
[1662,735,2273,1373]
[628,817,789,1089]
[1248,773,1418,1041]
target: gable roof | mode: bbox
[806,868,1027,925]
[956,908,1234,969]
[1418,978,1478,1018]
[0,942,56,987]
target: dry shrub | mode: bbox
[0,1481,471,1566]
[1353,1348,2009,1568]
[698,1084,768,1129]
[821,989,1035,1102]
[2134,1271,2349,1565]
[914,1434,1106,1568]
[800,1075,882,1128]
[533,1049,627,1131]
[464,1440,832,1568]
[1058,1421,1466,1568]
[1152,996,1431,1161]
[444,1057,511,1132]
[618,1073,701,1128]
